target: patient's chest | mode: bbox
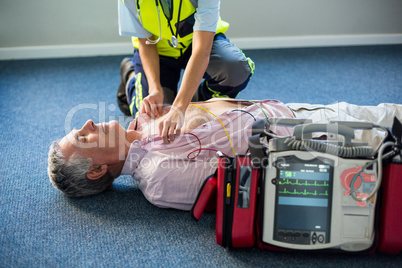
[139,100,250,136]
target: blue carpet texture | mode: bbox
[1,45,401,267]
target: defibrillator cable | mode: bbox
[189,103,236,156]
[247,100,269,119]
[184,132,229,159]
[350,141,396,202]
[231,109,257,121]
[185,132,201,159]
[187,101,271,157]
[185,107,258,159]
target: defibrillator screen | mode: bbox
[273,156,333,245]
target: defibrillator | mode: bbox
[192,117,402,254]
[262,149,378,251]
[255,118,395,252]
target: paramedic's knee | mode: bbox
[207,56,254,88]
[208,39,254,88]
[225,58,254,87]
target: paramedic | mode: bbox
[116,0,255,144]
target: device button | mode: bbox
[312,232,317,244]
[278,231,285,237]
[302,232,310,238]
[318,235,325,243]
[286,232,293,237]
[294,232,301,238]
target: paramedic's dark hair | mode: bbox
[47,140,115,197]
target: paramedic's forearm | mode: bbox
[173,31,215,113]
[138,38,164,116]
[138,38,162,94]
[158,31,214,143]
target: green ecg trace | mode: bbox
[279,179,329,187]
[279,188,329,196]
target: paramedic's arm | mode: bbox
[138,37,164,117]
[158,31,214,143]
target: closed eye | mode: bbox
[78,136,87,143]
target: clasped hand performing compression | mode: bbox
[136,31,215,144]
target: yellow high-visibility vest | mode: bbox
[124,0,229,58]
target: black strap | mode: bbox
[392,117,402,147]
[248,134,267,169]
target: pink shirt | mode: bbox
[121,99,294,210]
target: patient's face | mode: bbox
[59,120,129,165]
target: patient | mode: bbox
[48,99,402,210]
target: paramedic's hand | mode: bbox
[158,107,184,143]
[139,91,164,118]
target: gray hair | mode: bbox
[47,140,115,197]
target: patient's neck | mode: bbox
[107,161,126,178]
[126,130,143,144]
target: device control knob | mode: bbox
[318,235,325,243]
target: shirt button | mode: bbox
[226,111,231,115]
[149,137,153,142]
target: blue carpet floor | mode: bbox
[1,45,401,267]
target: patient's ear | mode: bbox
[87,165,108,180]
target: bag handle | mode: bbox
[191,174,217,221]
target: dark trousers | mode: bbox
[126,34,255,116]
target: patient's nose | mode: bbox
[81,120,96,132]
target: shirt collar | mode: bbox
[121,141,148,176]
